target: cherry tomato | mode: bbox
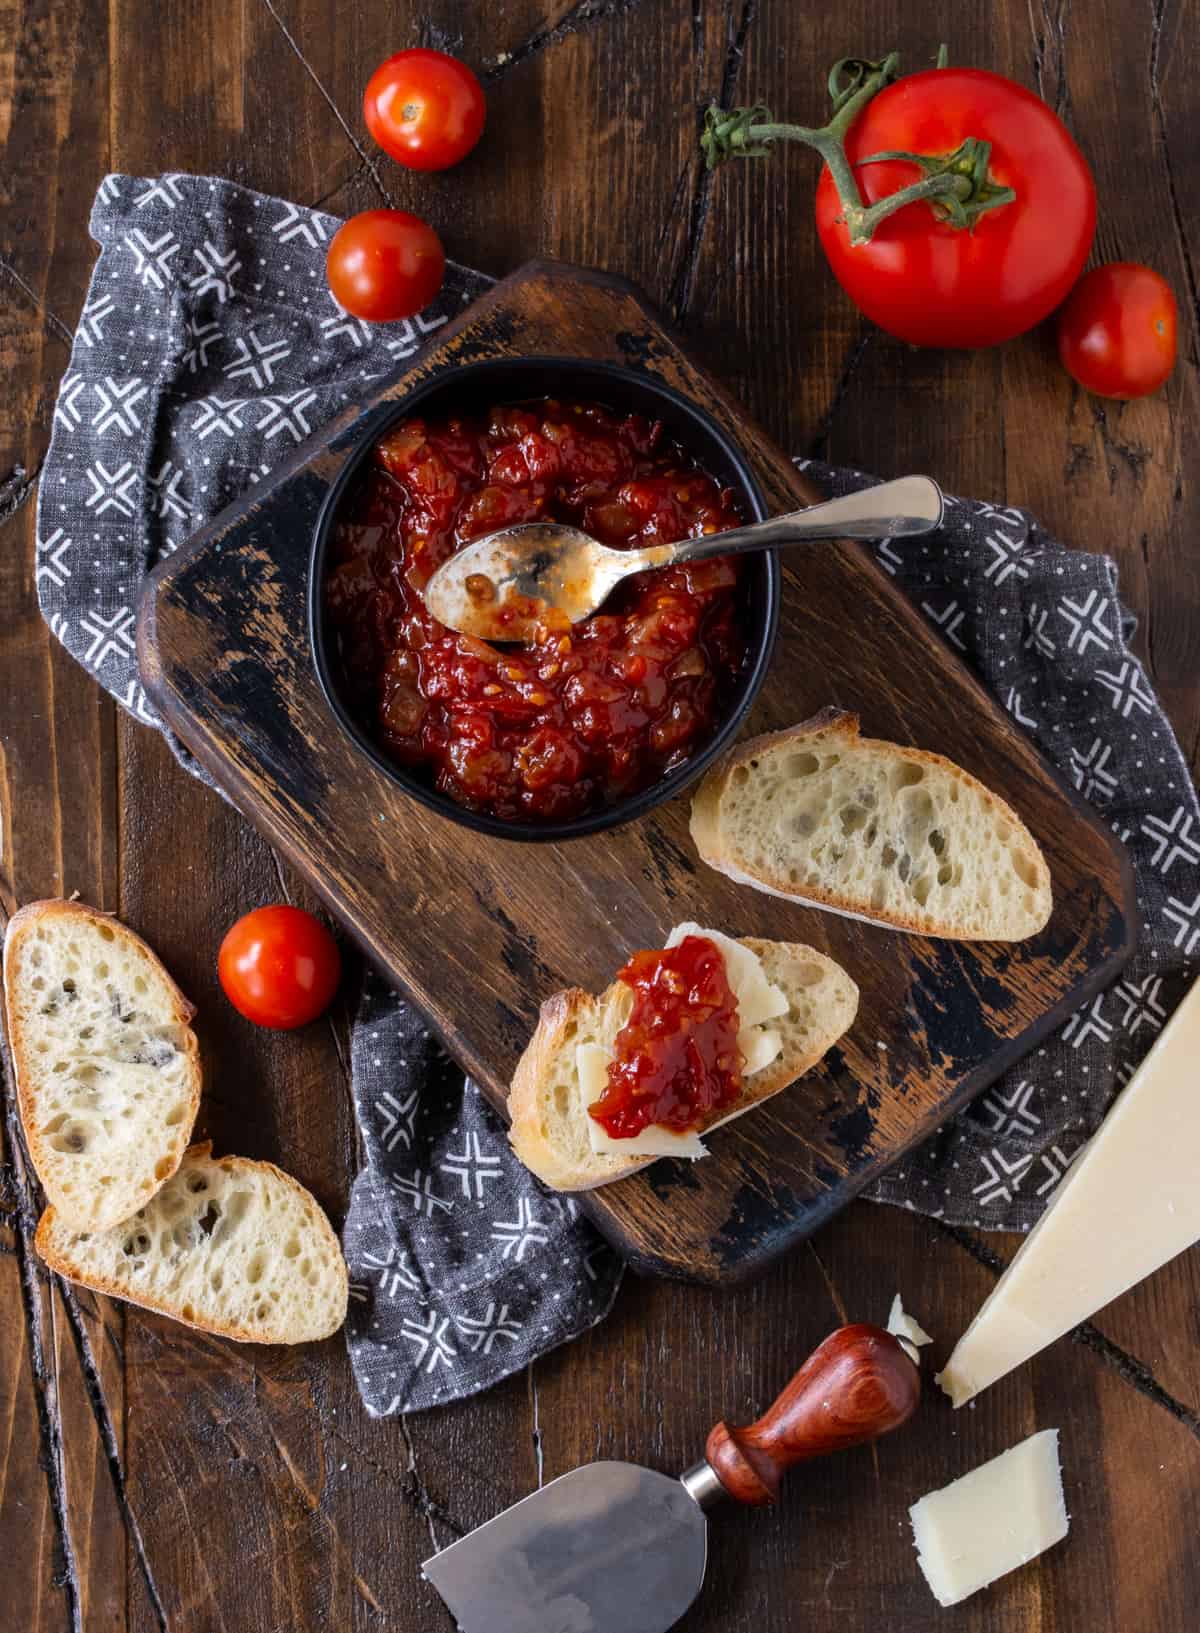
[815,68,1096,348]
[326,210,445,323]
[218,906,341,1030]
[363,48,485,172]
[1056,262,1177,399]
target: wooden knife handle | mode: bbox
[704,1323,919,1506]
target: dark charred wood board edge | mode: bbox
[137,257,1140,1284]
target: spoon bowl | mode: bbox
[423,522,677,641]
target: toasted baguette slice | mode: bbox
[4,900,202,1230]
[508,938,858,1191]
[690,711,1052,942]
[36,1144,349,1344]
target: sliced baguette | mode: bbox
[36,1143,349,1344]
[508,938,859,1191]
[690,711,1052,942]
[4,900,202,1230]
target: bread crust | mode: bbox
[507,940,859,1193]
[733,938,858,1106]
[4,899,202,1228]
[35,1144,349,1345]
[690,711,1052,941]
[507,987,637,1191]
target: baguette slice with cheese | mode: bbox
[508,935,858,1192]
[4,899,201,1230]
[36,1144,349,1344]
[690,711,1051,942]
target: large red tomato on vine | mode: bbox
[814,69,1095,347]
[703,55,1097,350]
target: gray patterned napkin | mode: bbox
[345,980,620,1411]
[33,173,1198,1412]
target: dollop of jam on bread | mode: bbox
[587,935,744,1138]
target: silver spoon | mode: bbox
[423,474,944,643]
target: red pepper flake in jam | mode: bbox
[323,398,746,823]
[588,935,744,1139]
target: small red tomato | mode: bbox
[326,209,445,323]
[218,906,341,1030]
[364,48,485,172]
[1057,262,1177,399]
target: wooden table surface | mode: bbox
[1,3,1197,1630]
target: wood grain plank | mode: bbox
[0,520,130,1633]
[1079,1252,1200,1421]
[121,1323,370,1632]
[116,583,365,1633]
[108,0,367,204]
[101,6,438,1626]
[5,2,1197,1630]
[0,1244,68,1633]
[48,1281,143,1633]
[0,4,139,1627]
[115,730,537,1633]
[524,1198,1200,1630]
[262,0,698,282]
[991,0,1200,767]
[857,1208,1200,1633]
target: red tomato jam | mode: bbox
[323,400,746,823]
[587,935,744,1139]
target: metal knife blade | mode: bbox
[422,1461,708,1633]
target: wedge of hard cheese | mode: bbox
[910,1429,1069,1607]
[939,973,1200,1407]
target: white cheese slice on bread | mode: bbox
[577,1042,709,1158]
[581,923,788,1160]
[666,923,789,1036]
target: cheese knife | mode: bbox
[422,1322,919,1633]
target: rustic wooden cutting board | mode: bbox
[138,261,1135,1283]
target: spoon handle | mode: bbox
[664,474,944,566]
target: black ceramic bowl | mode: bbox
[308,357,779,842]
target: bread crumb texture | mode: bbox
[512,986,639,1190]
[37,1146,349,1344]
[5,903,200,1230]
[697,714,1051,941]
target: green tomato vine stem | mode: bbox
[700,49,1016,246]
